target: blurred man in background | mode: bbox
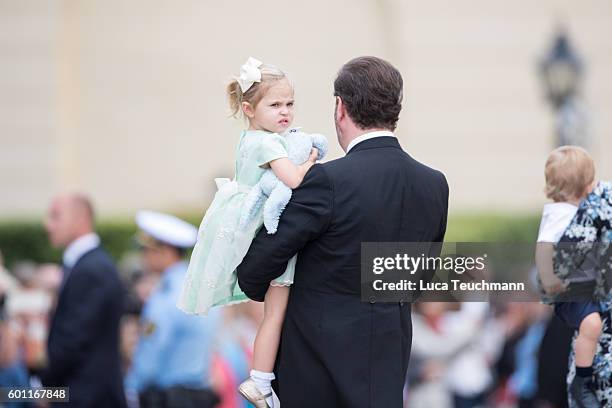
[0,249,19,298]
[42,193,127,407]
[125,210,220,408]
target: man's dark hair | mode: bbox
[333,56,403,131]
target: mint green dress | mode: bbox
[177,130,297,315]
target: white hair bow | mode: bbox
[237,57,263,93]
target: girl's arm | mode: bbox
[269,148,318,189]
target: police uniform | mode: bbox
[125,211,221,408]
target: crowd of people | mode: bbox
[0,196,262,408]
[0,216,577,408]
[407,302,573,408]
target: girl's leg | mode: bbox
[241,285,290,407]
[253,285,290,371]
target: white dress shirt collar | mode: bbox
[346,130,395,154]
[63,233,100,269]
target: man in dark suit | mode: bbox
[43,193,127,407]
[237,56,449,408]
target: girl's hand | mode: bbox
[308,147,319,163]
[269,147,319,189]
[299,148,318,175]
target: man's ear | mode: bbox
[242,101,255,118]
[335,96,345,121]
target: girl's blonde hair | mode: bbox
[227,64,289,118]
[545,145,595,202]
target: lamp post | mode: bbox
[539,30,588,148]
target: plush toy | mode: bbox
[239,128,328,234]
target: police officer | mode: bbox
[125,211,221,408]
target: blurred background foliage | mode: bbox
[0,213,540,269]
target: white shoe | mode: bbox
[272,389,281,407]
[238,378,272,408]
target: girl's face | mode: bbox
[243,78,294,134]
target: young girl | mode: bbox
[177,57,319,408]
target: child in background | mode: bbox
[535,146,599,407]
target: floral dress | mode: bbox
[554,181,612,406]
[177,130,297,315]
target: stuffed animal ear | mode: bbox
[311,134,328,160]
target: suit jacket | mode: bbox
[237,136,449,408]
[43,246,127,408]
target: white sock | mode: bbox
[250,369,275,407]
